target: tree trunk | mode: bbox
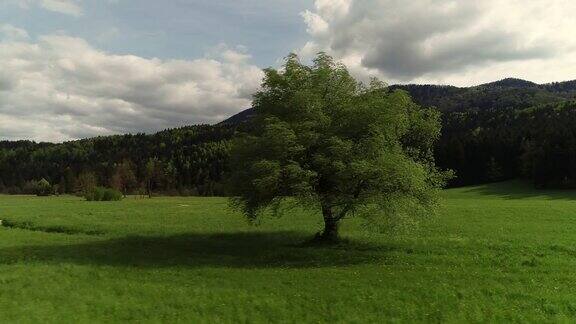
[322,216,339,241]
[320,205,340,242]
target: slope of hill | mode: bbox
[223,78,576,125]
[391,78,576,112]
[480,78,539,88]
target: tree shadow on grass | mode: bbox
[0,231,403,269]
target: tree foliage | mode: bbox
[228,53,450,241]
[35,178,52,196]
[111,160,137,196]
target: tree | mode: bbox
[228,53,451,242]
[36,178,52,196]
[111,160,137,196]
[144,158,164,198]
[77,171,98,195]
[486,157,504,182]
[62,168,76,194]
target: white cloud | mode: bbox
[300,0,576,86]
[300,10,328,36]
[6,0,83,16]
[0,33,263,142]
[40,0,83,17]
[0,24,29,40]
[4,0,33,9]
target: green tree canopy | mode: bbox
[228,53,451,241]
[36,178,52,197]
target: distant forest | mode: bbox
[2,77,576,195]
[0,125,236,196]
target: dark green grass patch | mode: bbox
[1,219,104,236]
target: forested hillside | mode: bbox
[0,125,236,195]
[394,78,576,187]
[2,78,576,195]
[437,101,576,187]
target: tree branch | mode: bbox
[335,179,366,221]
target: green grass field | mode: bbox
[2,181,576,323]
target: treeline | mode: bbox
[437,101,576,188]
[0,124,235,196]
[3,78,576,195]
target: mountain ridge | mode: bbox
[222,77,576,125]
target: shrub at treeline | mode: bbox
[84,187,123,201]
[1,74,576,193]
[20,178,54,196]
[13,177,122,201]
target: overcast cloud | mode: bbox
[300,0,576,85]
[2,0,576,141]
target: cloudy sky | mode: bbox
[2,0,576,142]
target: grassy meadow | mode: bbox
[1,181,576,322]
